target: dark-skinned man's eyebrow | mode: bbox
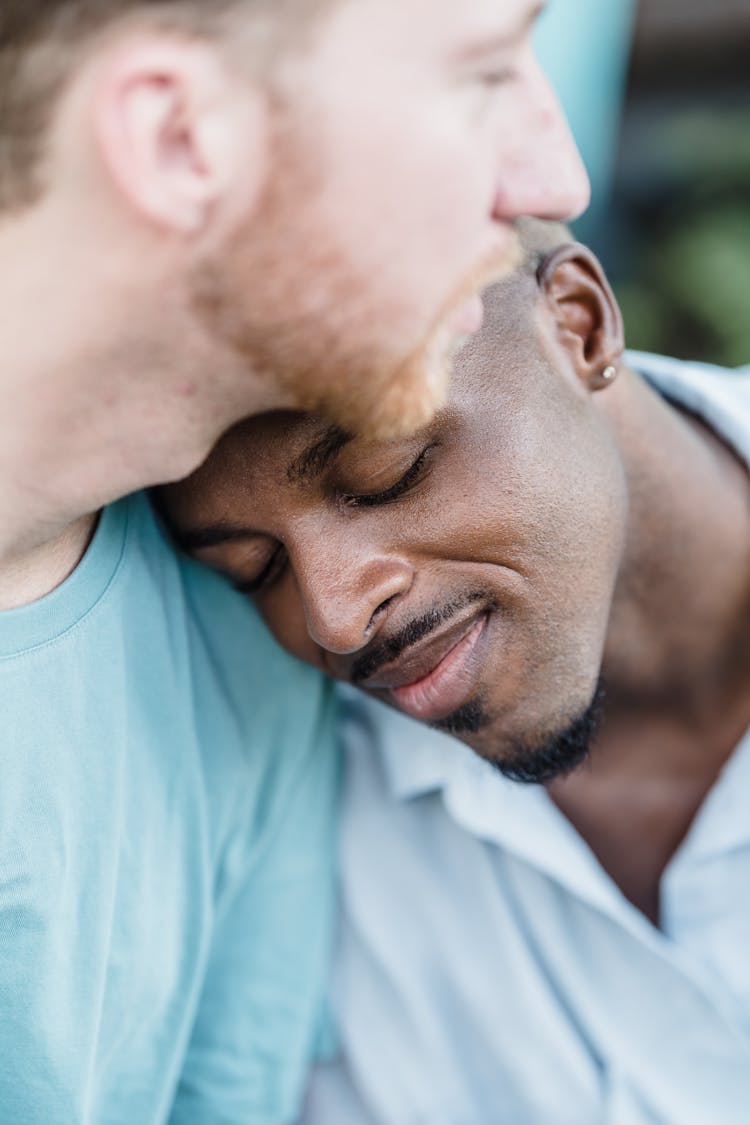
[171,524,263,551]
[286,423,353,485]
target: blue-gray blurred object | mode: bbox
[610,0,750,366]
[534,0,637,248]
[537,0,750,367]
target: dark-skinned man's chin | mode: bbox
[431,679,606,786]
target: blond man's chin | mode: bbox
[343,234,522,440]
[271,345,450,442]
[273,233,522,440]
[330,344,453,441]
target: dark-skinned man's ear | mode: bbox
[536,242,625,391]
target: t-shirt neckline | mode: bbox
[0,494,133,659]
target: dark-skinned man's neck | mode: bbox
[549,366,750,925]
[599,366,750,726]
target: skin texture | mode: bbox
[161,229,750,923]
[161,237,630,760]
[197,0,591,440]
[0,0,589,607]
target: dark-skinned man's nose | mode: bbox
[294,543,413,656]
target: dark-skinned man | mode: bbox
[0,3,589,1119]
[161,220,750,1125]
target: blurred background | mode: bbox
[535,0,750,368]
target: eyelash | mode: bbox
[340,444,437,509]
[481,67,515,88]
[230,444,438,596]
[232,546,287,595]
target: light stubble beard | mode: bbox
[189,108,520,441]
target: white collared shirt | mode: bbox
[302,354,750,1125]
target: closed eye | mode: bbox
[231,544,288,595]
[479,66,516,88]
[339,444,438,508]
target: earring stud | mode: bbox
[601,365,617,383]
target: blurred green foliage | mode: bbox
[613,108,750,367]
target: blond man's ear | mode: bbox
[92,37,269,236]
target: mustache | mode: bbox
[350,590,491,685]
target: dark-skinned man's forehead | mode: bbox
[199,410,348,483]
[286,423,353,485]
[163,225,560,529]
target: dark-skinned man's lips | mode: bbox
[356,610,490,723]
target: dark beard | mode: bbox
[494,679,606,785]
[434,679,606,785]
[432,696,487,736]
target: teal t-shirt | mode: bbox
[0,492,339,1124]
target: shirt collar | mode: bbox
[337,686,637,924]
[337,683,471,800]
[339,683,750,941]
[336,353,750,916]
[626,350,750,471]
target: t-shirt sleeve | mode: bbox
[168,662,341,1125]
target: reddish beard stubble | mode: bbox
[190,109,520,440]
